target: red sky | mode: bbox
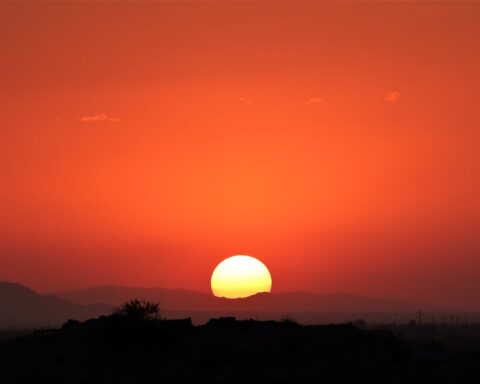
[0,2,479,309]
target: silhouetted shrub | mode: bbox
[281,314,297,324]
[114,299,160,321]
[62,319,80,330]
[352,319,367,329]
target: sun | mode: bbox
[210,255,272,299]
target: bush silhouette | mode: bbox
[114,299,160,321]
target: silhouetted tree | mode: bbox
[352,319,367,329]
[62,319,80,330]
[114,299,160,321]
[281,314,297,324]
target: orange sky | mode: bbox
[0,2,479,309]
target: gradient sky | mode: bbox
[0,2,479,309]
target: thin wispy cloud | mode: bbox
[80,113,120,123]
[306,97,324,105]
[385,91,401,103]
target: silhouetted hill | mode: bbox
[217,291,432,312]
[0,282,112,328]
[1,316,480,383]
[0,282,446,328]
[56,285,440,314]
[56,285,214,310]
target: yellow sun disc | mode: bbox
[210,255,272,299]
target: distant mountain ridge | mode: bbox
[0,282,446,328]
[0,282,112,328]
[55,285,440,313]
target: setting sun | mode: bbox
[211,255,272,299]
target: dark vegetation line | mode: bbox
[1,300,480,383]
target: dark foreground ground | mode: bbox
[1,317,480,383]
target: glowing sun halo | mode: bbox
[211,255,272,299]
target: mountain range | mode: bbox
[56,285,429,313]
[0,282,445,328]
[0,282,111,328]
